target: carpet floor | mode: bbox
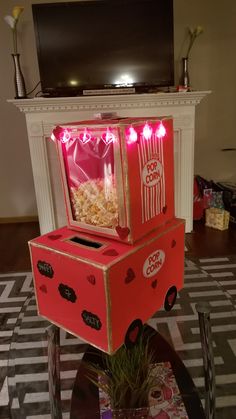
[1,256,236,419]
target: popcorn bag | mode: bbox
[51,117,174,244]
[29,218,185,354]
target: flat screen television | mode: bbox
[32,0,174,97]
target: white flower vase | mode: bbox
[12,53,27,99]
[180,57,190,90]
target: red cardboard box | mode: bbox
[29,218,185,354]
[52,117,174,244]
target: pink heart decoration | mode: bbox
[39,284,47,293]
[125,268,135,284]
[129,326,139,343]
[103,249,119,256]
[87,275,96,285]
[115,225,130,240]
[162,205,167,214]
[151,279,157,289]
[47,234,62,241]
[168,292,175,306]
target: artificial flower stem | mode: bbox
[13,26,17,55]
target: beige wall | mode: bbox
[0,0,235,218]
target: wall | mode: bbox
[174,0,236,182]
[0,0,235,218]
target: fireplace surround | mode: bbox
[10,91,210,234]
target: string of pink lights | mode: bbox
[51,121,166,146]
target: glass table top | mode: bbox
[7,291,88,418]
[7,291,205,419]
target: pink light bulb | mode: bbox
[126,126,138,144]
[79,128,91,144]
[61,129,71,143]
[143,123,152,140]
[101,127,116,145]
[156,122,166,139]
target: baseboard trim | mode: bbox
[0,216,39,224]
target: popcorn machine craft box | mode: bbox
[29,217,185,354]
[52,117,174,244]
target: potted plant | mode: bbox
[85,333,157,418]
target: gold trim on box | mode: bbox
[69,219,118,237]
[105,219,185,269]
[37,311,113,354]
[113,126,127,231]
[120,126,133,242]
[104,269,113,353]
[56,142,74,222]
[28,244,40,314]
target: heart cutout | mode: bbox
[125,268,135,284]
[129,326,139,343]
[168,292,175,305]
[115,225,130,240]
[162,205,167,214]
[87,275,96,285]
[48,234,62,241]
[151,279,157,289]
[103,249,119,256]
[39,284,47,293]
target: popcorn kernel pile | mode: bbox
[71,178,118,228]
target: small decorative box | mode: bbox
[205,207,230,230]
[51,117,174,243]
[29,218,185,354]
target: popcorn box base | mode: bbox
[29,218,185,354]
[53,117,174,244]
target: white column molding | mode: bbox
[10,91,211,234]
[25,118,56,234]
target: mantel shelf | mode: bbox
[9,91,211,113]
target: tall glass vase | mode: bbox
[180,57,190,90]
[12,53,27,99]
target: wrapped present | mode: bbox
[211,191,224,209]
[51,117,174,244]
[205,207,230,231]
[203,188,213,209]
[215,182,236,222]
[29,218,185,354]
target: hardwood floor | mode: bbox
[0,222,40,273]
[0,220,236,273]
[186,220,236,258]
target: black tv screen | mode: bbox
[32,0,174,96]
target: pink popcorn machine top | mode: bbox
[51,117,174,244]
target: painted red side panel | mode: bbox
[30,244,109,352]
[109,220,185,351]
[125,118,174,242]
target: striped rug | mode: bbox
[1,256,236,419]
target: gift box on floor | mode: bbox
[29,218,185,354]
[51,117,174,244]
[205,207,230,230]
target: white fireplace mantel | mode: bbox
[10,91,210,234]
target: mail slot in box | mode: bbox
[29,218,185,354]
[51,117,174,243]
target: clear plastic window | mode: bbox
[62,129,118,229]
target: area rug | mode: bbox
[1,256,236,419]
